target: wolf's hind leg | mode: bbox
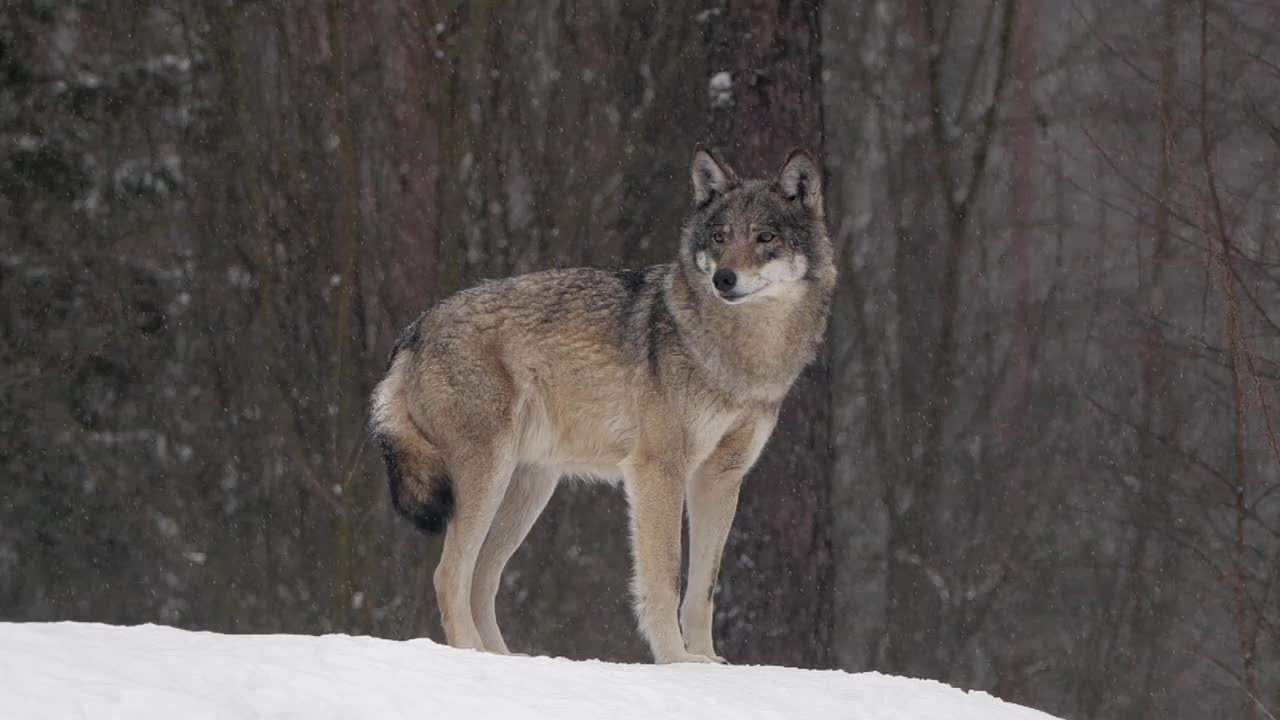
[471,464,559,654]
[433,448,516,651]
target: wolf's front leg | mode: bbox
[680,412,778,662]
[622,454,716,664]
[680,471,742,662]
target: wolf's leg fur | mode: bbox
[622,448,714,664]
[433,447,516,651]
[680,414,777,661]
[680,473,742,660]
[470,464,559,654]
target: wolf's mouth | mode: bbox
[716,288,760,304]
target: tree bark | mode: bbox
[326,0,360,630]
[701,0,834,669]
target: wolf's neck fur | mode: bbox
[666,264,834,403]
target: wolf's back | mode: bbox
[369,265,677,535]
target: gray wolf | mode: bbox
[369,147,835,663]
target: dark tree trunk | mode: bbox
[700,0,834,669]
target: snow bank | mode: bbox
[0,622,1059,719]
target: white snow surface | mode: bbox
[0,622,1061,720]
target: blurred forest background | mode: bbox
[2,1,1279,718]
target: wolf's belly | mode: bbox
[512,383,636,471]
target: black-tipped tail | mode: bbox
[376,432,454,534]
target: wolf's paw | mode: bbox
[658,652,727,665]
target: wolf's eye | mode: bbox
[757,231,776,244]
[712,231,725,244]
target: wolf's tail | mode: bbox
[369,352,454,533]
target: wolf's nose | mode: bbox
[713,269,737,293]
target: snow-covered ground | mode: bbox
[0,622,1060,719]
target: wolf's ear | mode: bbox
[691,147,739,207]
[778,149,823,214]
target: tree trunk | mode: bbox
[700,0,834,669]
[326,0,360,631]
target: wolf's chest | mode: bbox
[680,402,746,472]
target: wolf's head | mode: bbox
[679,147,833,306]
